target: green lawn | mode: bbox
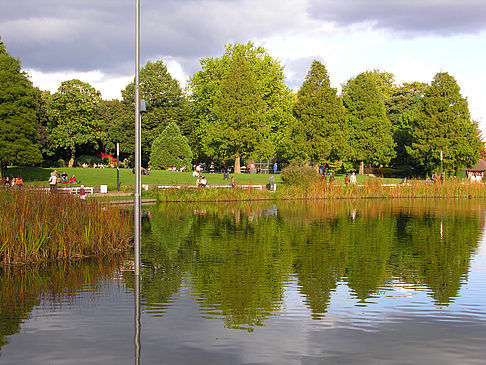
[5,166,283,189]
[5,166,402,190]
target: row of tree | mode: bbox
[0,39,482,176]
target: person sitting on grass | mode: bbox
[201,176,207,188]
[69,175,80,184]
[61,171,68,182]
[15,177,24,188]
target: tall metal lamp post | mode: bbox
[134,0,141,278]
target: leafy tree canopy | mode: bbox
[386,82,429,167]
[0,38,42,173]
[188,42,293,172]
[43,79,102,167]
[122,60,194,164]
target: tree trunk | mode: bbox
[234,155,241,174]
[359,161,364,175]
[68,145,75,168]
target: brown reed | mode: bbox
[0,187,132,266]
[276,179,486,200]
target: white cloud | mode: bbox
[26,69,132,100]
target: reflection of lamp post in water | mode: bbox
[116,142,120,191]
[440,150,443,178]
[134,274,141,365]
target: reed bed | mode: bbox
[155,180,486,202]
[0,187,132,266]
[277,179,486,200]
[156,186,273,202]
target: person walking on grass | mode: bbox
[48,171,57,192]
[350,172,357,185]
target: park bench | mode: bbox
[58,186,94,194]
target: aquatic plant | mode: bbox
[0,187,132,265]
[155,179,486,202]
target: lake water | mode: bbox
[1,200,486,364]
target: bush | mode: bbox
[281,164,320,185]
[76,155,101,167]
[150,122,192,170]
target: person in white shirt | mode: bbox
[48,172,58,192]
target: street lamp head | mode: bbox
[140,99,147,113]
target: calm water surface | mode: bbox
[1,200,486,364]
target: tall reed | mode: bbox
[276,179,486,200]
[0,187,132,266]
[155,180,486,202]
[156,186,272,202]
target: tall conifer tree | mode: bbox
[293,60,348,164]
[407,72,481,173]
[343,72,396,172]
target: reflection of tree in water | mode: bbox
[291,220,348,319]
[391,212,481,305]
[345,218,394,302]
[139,199,483,328]
[140,206,195,313]
[0,258,125,351]
[191,211,293,331]
[278,200,483,311]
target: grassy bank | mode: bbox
[155,180,486,202]
[0,188,132,266]
[4,166,285,189]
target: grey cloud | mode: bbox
[1,0,295,79]
[307,0,486,36]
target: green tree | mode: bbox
[189,42,293,173]
[293,60,348,164]
[44,79,102,167]
[363,69,396,100]
[343,72,396,172]
[96,99,134,160]
[407,72,482,174]
[385,82,428,167]
[122,60,193,164]
[150,122,192,170]
[0,39,42,175]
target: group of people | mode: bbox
[49,170,81,188]
[3,176,23,188]
[196,175,207,187]
[344,172,358,185]
[321,171,335,183]
[467,171,484,183]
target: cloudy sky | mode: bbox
[2,0,486,129]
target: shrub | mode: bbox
[281,164,320,185]
[76,155,101,167]
[150,122,192,170]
